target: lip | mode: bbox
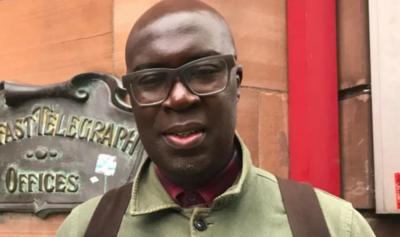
[161,122,206,149]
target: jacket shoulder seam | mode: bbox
[254,167,278,183]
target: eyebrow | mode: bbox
[133,63,165,71]
[132,50,221,72]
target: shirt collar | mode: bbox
[154,148,241,206]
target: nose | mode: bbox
[161,81,200,111]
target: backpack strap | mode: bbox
[84,182,133,237]
[277,177,331,237]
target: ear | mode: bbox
[235,65,243,101]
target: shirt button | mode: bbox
[193,218,207,231]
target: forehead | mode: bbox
[126,11,234,70]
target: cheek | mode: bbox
[207,92,238,129]
[132,107,157,135]
[222,89,239,128]
[222,84,239,113]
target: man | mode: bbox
[57,0,375,236]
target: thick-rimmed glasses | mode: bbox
[122,54,237,107]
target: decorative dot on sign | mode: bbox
[49,149,58,157]
[35,147,48,160]
[26,150,34,158]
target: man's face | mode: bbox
[126,11,240,186]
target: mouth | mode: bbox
[162,123,206,149]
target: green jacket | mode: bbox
[57,140,375,237]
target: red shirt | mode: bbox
[155,150,241,208]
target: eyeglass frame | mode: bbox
[122,54,238,107]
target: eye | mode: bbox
[136,73,166,88]
[191,63,224,77]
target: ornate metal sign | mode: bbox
[0,73,145,217]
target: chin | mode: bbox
[168,155,209,175]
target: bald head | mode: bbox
[125,0,236,71]
[131,0,220,29]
